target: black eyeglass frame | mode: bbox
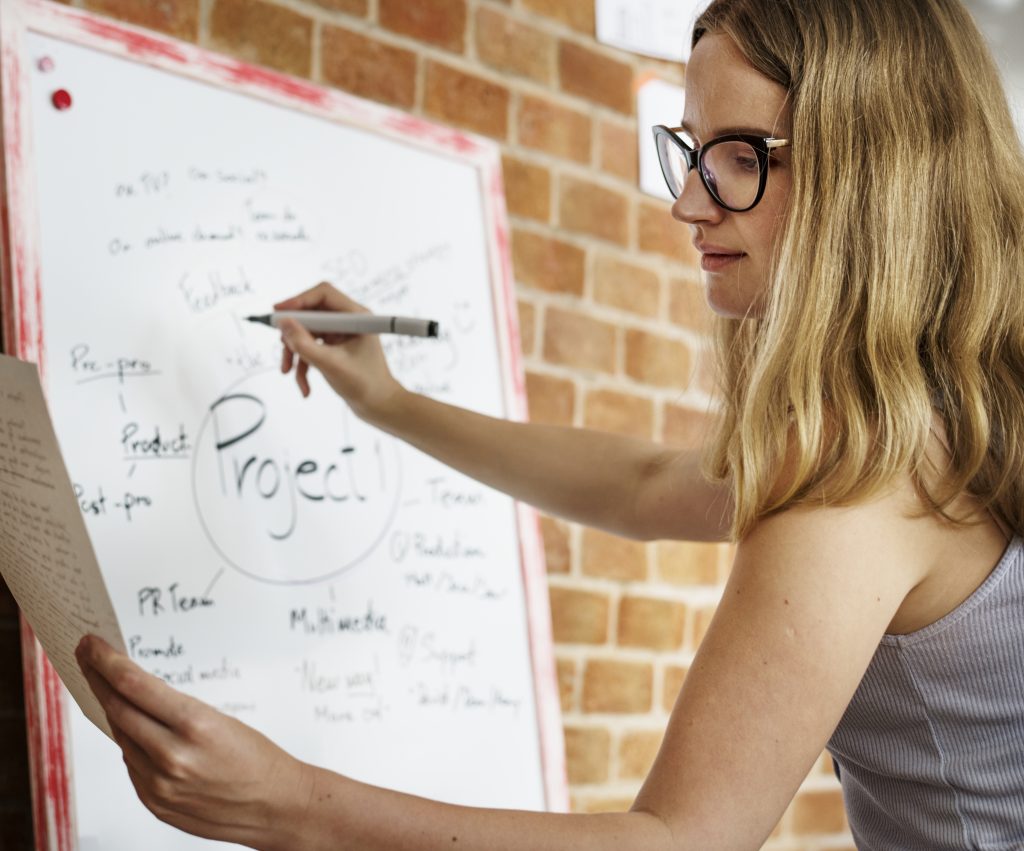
[652,124,791,213]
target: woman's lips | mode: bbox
[700,252,746,272]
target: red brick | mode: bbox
[638,199,699,265]
[424,62,510,139]
[502,156,551,222]
[564,725,610,783]
[517,95,592,163]
[517,298,537,355]
[512,229,584,294]
[583,388,653,439]
[582,659,653,713]
[669,276,714,334]
[662,664,687,711]
[209,0,312,77]
[719,545,738,583]
[790,788,848,835]
[379,0,467,53]
[543,308,617,374]
[539,513,571,574]
[688,604,718,650]
[694,350,719,396]
[521,0,595,35]
[656,541,721,586]
[549,586,610,644]
[624,329,693,388]
[619,729,663,779]
[476,7,554,84]
[617,596,686,650]
[661,402,713,449]
[574,794,640,813]
[581,528,647,581]
[556,656,577,710]
[526,371,575,427]
[321,27,416,108]
[599,119,639,184]
[559,176,629,246]
[85,0,198,40]
[593,254,661,317]
[307,0,367,13]
[558,41,634,114]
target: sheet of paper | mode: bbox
[638,76,686,199]
[0,353,125,737]
[595,0,710,63]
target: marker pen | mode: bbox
[246,312,439,338]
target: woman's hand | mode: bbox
[76,635,313,850]
[274,283,405,423]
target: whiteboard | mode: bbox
[0,2,566,848]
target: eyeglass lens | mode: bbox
[657,134,762,210]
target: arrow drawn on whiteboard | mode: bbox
[118,392,126,414]
[127,463,136,479]
[203,568,225,598]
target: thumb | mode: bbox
[279,319,330,370]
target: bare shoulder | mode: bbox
[631,473,927,848]
[629,427,1011,847]
[755,420,1010,636]
[737,477,933,625]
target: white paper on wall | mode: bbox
[596,0,711,63]
[637,77,686,200]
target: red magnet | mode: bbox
[37,56,54,72]
[51,89,72,110]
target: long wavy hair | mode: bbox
[694,0,1024,540]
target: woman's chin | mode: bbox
[703,278,763,320]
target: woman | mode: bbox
[78,0,1024,847]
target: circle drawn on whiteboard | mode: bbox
[37,56,55,72]
[191,368,402,584]
[51,89,72,110]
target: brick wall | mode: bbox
[0,1,852,849]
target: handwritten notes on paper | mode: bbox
[0,354,125,736]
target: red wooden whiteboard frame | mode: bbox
[0,1,569,847]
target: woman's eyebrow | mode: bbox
[680,119,783,138]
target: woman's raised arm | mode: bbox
[273,283,732,543]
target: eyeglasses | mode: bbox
[652,125,791,212]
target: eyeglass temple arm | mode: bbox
[664,127,791,149]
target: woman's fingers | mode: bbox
[279,319,332,373]
[79,657,178,759]
[76,636,196,734]
[274,284,365,385]
[111,718,162,780]
[122,755,229,844]
[296,358,311,398]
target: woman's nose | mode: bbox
[671,167,725,226]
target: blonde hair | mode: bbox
[694,0,1024,540]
